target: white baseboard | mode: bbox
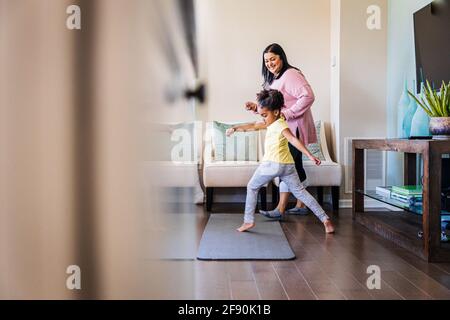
[212,190,334,204]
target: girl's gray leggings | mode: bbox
[244,161,329,224]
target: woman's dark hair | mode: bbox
[256,89,285,111]
[262,43,298,87]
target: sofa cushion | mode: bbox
[203,161,261,187]
[212,121,258,162]
[273,161,342,187]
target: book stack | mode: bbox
[375,186,392,198]
[375,185,423,206]
[391,185,423,206]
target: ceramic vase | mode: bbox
[397,80,411,138]
[410,105,430,137]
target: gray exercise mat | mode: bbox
[197,214,296,260]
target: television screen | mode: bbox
[414,0,450,93]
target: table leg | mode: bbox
[353,147,365,219]
[422,150,442,261]
[404,153,417,185]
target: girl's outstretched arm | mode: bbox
[281,128,321,165]
[226,122,267,136]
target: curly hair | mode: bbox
[256,89,285,111]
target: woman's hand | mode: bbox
[226,128,236,137]
[245,102,258,113]
[308,154,321,166]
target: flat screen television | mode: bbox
[413,0,450,93]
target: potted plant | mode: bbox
[408,80,450,139]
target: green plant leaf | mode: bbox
[408,91,433,116]
[441,82,448,117]
[442,81,450,117]
[407,80,450,118]
[425,80,443,116]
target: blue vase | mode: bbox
[410,105,430,137]
[403,95,417,138]
[397,80,411,138]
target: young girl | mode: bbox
[227,89,335,234]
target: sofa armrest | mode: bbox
[204,122,214,164]
[204,138,213,164]
[318,121,334,163]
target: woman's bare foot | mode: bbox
[237,223,255,232]
[324,219,335,234]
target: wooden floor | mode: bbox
[153,203,450,300]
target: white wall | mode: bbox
[330,0,341,160]
[195,0,392,204]
[196,0,331,124]
[386,0,433,186]
[195,0,332,202]
[338,0,388,201]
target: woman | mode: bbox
[245,43,317,217]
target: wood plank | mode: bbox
[381,271,432,300]
[229,281,260,300]
[434,263,450,274]
[225,261,254,281]
[295,260,346,300]
[142,260,197,299]
[194,261,231,300]
[250,261,288,300]
[273,264,317,300]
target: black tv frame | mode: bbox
[413,0,450,93]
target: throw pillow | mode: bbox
[302,121,326,161]
[212,121,258,161]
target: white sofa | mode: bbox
[202,122,268,211]
[141,121,204,204]
[272,121,342,210]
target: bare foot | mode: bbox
[324,219,335,234]
[237,223,255,232]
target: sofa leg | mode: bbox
[332,186,340,212]
[317,186,324,205]
[206,187,213,212]
[260,187,267,211]
[272,183,279,206]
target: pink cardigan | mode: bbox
[270,68,317,145]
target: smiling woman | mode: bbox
[264,52,283,75]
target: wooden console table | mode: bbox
[352,139,450,262]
